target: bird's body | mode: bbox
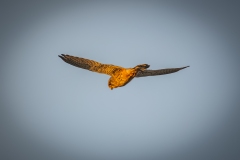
[59,54,189,90]
[108,68,139,89]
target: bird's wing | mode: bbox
[135,66,189,77]
[58,54,124,76]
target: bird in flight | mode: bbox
[59,54,189,90]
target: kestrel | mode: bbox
[59,54,189,90]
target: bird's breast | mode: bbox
[108,69,138,89]
[118,69,138,86]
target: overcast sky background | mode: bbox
[1,1,240,160]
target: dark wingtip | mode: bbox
[58,54,68,59]
[58,54,66,61]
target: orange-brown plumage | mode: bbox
[58,54,189,90]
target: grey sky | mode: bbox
[1,1,240,160]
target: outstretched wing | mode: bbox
[136,66,189,77]
[58,54,124,76]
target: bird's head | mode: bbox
[134,64,150,72]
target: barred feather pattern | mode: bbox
[135,66,189,77]
[58,54,124,76]
[59,54,189,89]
